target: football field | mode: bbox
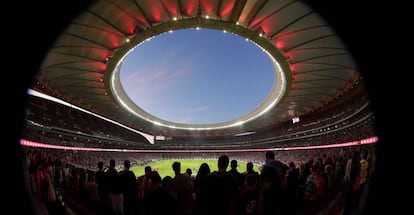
[131,159,261,179]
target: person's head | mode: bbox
[124,160,131,169]
[172,161,181,173]
[289,161,296,169]
[144,166,152,174]
[361,150,367,159]
[312,162,321,173]
[109,159,116,168]
[41,160,53,175]
[265,151,275,160]
[352,151,360,162]
[218,154,230,171]
[247,162,254,171]
[186,168,192,176]
[98,161,104,170]
[230,159,238,169]
[149,171,162,187]
[162,176,174,189]
[197,163,211,177]
[244,174,258,189]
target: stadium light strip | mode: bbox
[20,136,377,153]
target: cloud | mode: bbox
[121,52,199,104]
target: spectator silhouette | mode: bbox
[239,174,260,215]
[228,159,244,189]
[203,154,239,215]
[39,160,66,215]
[105,159,123,215]
[137,165,152,214]
[193,162,211,215]
[144,171,180,215]
[119,160,137,215]
[172,161,194,215]
[260,151,283,215]
[95,161,109,214]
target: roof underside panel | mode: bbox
[34,0,363,138]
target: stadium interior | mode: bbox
[12,0,393,214]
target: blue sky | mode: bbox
[120,28,275,125]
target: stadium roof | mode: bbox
[33,0,365,138]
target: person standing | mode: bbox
[136,165,152,214]
[203,154,239,215]
[119,160,137,215]
[95,161,109,213]
[228,159,244,189]
[193,162,211,215]
[172,161,194,215]
[137,166,152,201]
[40,160,66,215]
[356,150,369,208]
[239,174,260,215]
[342,151,361,215]
[105,159,123,215]
[259,151,284,215]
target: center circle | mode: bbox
[120,28,275,125]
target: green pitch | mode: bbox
[131,159,261,179]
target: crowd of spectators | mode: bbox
[23,142,375,215]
